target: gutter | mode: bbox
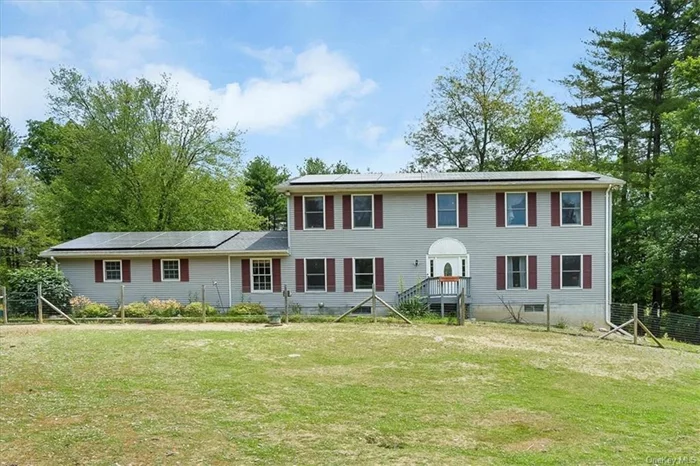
[40,249,291,259]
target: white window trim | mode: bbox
[161,258,181,282]
[304,257,327,293]
[505,192,528,228]
[560,191,583,227]
[250,258,273,294]
[436,193,459,229]
[103,259,122,283]
[353,257,375,292]
[303,195,326,230]
[560,254,584,289]
[505,255,529,290]
[351,194,374,230]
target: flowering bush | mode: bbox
[182,302,217,317]
[147,298,184,317]
[228,303,266,315]
[70,295,93,314]
[124,302,150,318]
[74,303,111,318]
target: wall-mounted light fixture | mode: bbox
[414,260,419,267]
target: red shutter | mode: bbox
[241,259,250,293]
[458,193,468,228]
[496,192,505,227]
[152,259,161,282]
[327,258,336,292]
[180,259,189,282]
[496,256,505,290]
[426,194,436,228]
[551,255,560,289]
[344,258,353,292]
[375,258,385,292]
[122,260,131,283]
[583,191,592,226]
[325,195,334,229]
[583,255,592,289]
[374,195,383,229]
[295,259,305,293]
[342,195,351,229]
[294,196,303,230]
[528,256,537,290]
[94,260,104,283]
[551,192,560,226]
[272,258,281,292]
[528,192,537,227]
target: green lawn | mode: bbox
[1,322,699,465]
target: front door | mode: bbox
[431,256,462,278]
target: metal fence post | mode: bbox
[372,283,377,323]
[201,284,206,323]
[120,285,125,324]
[633,303,638,345]
[37,283,43,324]
[2,286,8,324]
[283,285,289,324]
[546,294,551,332]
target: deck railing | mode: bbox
[397,277,471,304]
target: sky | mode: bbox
[0,0,651,173]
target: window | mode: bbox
[437,194,457,227]
[305,259,326,291]
[354,258,374,291]
[461,258,466,277]
[507,256,528,289]
[352,195,373,228]
[251,259,272,292]
[443,263,453,277]
[561,192,582,225]
[304,196,325,229]
[524,304,544,313]
[429,259,434,278]
[161,259,180,281]
[104,260,122,282]
[506,193,527,226]
[562,255,582,288]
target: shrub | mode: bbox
[70,295,93,314]
[7,266,72,313]
[581,321,595,332]
[182,302,216,317]
[74,303,112,318]
[147,298,184,317]
[123,302,150,318]
[397,296,430,318]
[228,302,266,316]
[554,318,568,329]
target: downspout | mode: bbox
[50,256,59,272]
[604,184,622,331]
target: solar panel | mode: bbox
[53,231,240,250]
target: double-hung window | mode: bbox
[304,196,325,229]
[104,260,122,282]
[352,195,373,228]
[506,193,527,226]
[252,259,272,292]
[354,258,374,291]
[561,192,582,226]
[437,194,457,227]
[305,259,326,291]
[507,256,527,289]
[161,259,180,281]
[561,255,582,288]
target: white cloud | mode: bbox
[0,6,376,135]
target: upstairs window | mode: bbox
[161,259,180,281]
[562,255,582,288]
[354,258,375,291]
[507,256,528,289]
[437,194,457,227]
[305,259,326,291]
[506,193,527,226]
[561,192,582,226]
[252,259,272,292]
[304,196,325,229]
[352,195,373,228]
[104,260,122,282]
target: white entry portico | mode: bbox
[427,237,470,278]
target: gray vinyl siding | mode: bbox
[59,257,231,309]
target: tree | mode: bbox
[41,68,261,238]
[406,41,564,172]
[0,118,57,281]
[244,156,289,230]
[297,157,359,175]
[17,119,75,184]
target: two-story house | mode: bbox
[40,171,623,326]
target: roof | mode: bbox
[278,171,624,192]
[40,231,289,258]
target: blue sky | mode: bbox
[0,0,650,173]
